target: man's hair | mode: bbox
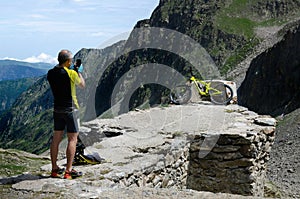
[57,50,72,65]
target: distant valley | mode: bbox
[0,60,52,112]
[0,60,52,81]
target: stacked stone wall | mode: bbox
[187,125,275,196]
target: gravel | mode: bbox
[266,109,300,198]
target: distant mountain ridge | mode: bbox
[0,60,52,81]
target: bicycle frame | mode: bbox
[190,76,222,97]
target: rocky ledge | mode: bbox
[2,103,277,198]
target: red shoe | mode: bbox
[51,167,65,178]
[64,169,83,179]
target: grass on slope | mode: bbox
[213,0,297,74]
[0,148,49,177]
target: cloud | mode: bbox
[23,53,57,64]
[18,20,81,33]
[3,53,57,64]
[28,14,47,19]
[90,32,105,37]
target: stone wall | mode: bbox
[97,110,276,197]
[187,120,276,196]
[116,144,190,189]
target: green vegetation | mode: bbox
[221,37,260,75]
[216,16,256,38]
[213,0,298,74]
[113,162,129,166]
[172,131,184,138]
[264,181,282,198]
[0,108,53,155]
[214,0,290,38]
[258,18,289,27]
[0,148,50,197]
[159,0,178,20]
[215,0,257,39]
[0,149,49,177]
[100,169,112,175]
[12,109,53,154]
[0,76,54,155]
[0,77,37,111]
[214,1,259,74]
[99,110,115,119]
[1,107,52,154]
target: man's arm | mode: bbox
[78,72,85,88]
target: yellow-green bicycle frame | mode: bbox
[190,76,223,97]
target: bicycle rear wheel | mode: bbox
[170,85,192,105]
[209,82,233,105]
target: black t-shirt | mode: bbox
[47,66,80,109]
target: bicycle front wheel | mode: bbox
[209,83,233,105]
[170,85,192,105]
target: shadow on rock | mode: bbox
[0,173,48,185]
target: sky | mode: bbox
[0,0,159,64]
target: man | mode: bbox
[47,49,85,179]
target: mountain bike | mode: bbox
[170,76,234,105]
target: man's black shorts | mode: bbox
[53,108,79,133]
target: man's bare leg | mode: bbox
[65,132,78,172]
[50,130,63,170]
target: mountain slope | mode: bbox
[0,76,53,154]
[0,60,51,81]
[0,78,38,112]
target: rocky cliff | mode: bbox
[90,0,300,119]
[238,20,300,116]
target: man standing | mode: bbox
[47,49,85,179]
